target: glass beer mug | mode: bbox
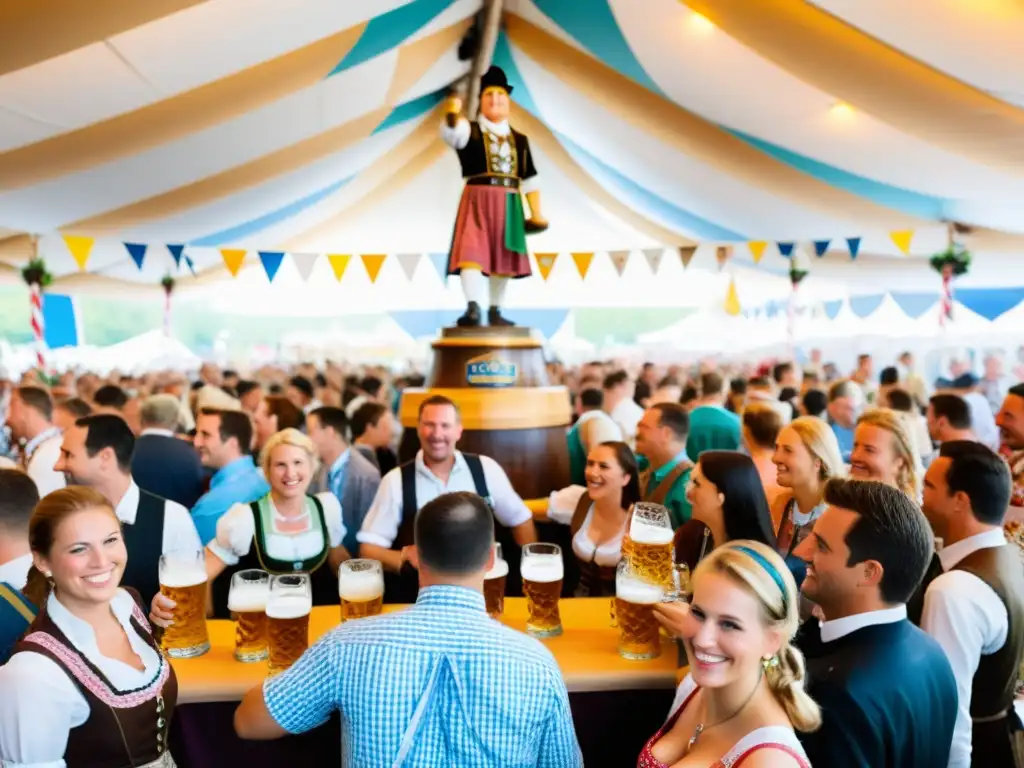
[484,543,508,619]
[229,569,270,662]
[521,543,564,638]
[266,573,312,675]
[159,550,211,659]
[338,559,384,622]
[625,502,675,589]
[613,560,665,660]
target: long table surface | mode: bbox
[172,597,679,704]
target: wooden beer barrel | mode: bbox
[397,326,571,499]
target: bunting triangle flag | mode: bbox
[123,242,147,271]
[62,235,95,271]
[361,254,387,283]
[678,246,697,269]
[167,244,185,268]
[184,254,196,276]
[428,252,449,281]
[813,240,832,258]
[571,252,594,279]
[724,275,741,316]
[608,250,630,276]
[327,254,351,282]
[395,253,421,281]
[890,230,914,255]
[643,248,664,273]
[846,237,862,260]
[534,252,557,281]
[219,248,246,277]
[291,252,318,282]
[748,241,767,264]
[258,251,285,282]
[715,245,733,271]
[776,242,795,259]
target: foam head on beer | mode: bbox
[228,582,270,613]
[484,556,509,580]
[520,554,563,583]
[266,591,313,620]
[616,570,664,604]
[338,570,384,602]
[629,518,674,546]
[159,554,207,589]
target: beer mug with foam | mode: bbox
[625,502,675,589]
[483,543,508,619]
[266,573,312,675]
[614,560,665,660]
[229,569,270,662]
[338,559,384,622]
[159,550,211,658]
[521,543,564,638]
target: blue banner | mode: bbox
[43,294,79,348]
[124,242,147,270]
[258,251,285,282]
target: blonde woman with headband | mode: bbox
[641,541,819,767]
[850,409,923,501]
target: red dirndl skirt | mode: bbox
[447,185,531,278]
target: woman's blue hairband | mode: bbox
[731,545,788,610]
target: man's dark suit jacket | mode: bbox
[796,616,958,768]
[132,432,206,510]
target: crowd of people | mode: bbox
[0,349,1021,766]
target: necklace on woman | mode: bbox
[685,671,763,754]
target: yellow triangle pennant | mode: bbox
[571,252,594,279]
[62,234,95,271]
[219,248,246,277]
[327,254,351,282]
[748,241,768,264]
[534,252,558,281]
[890,230,914,255]
[724,275,742,316]
[361,253,387,283]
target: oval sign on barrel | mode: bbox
[466,353,518,387]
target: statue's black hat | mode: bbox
[479,65,513,95]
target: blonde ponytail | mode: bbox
[767,644,821,732]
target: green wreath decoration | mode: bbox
[789,265,809,287]
[929,243,971,277]
[161,274,176,294]
[21,257,53,288]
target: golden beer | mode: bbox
[627,517,675,589]
[521,544,564,638]
[484,559,508,619]
[615,566,664,660]
[266,574,312,674]
[338,559,384,623]
[228,570,269,663]
[159,552,210,659]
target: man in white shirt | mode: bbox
[358,395,537,602]
[602,370,643,448]
[0,468,39,591]
[54,414,201,607]
[920,441,1023,768]
[6,385,65,497]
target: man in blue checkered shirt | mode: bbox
[234,491,583,767]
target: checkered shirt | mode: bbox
[263,585,583,768]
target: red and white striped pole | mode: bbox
[939,263,954,328]
[29,280,47,371]
[163,287,172,337]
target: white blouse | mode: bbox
[547,485,625,568]
[0,590,164,768]
[208,492,345,567]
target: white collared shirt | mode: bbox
[0,589,163,768]
[139,428,175,438]
[116,479,201,556]
[819,604,907,644]
[357,450,531,549]
[922,528,1009,768]
[23,427,65,497]
[609,399,644,449]
[0,553,32,590]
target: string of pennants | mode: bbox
[56,229,920,283]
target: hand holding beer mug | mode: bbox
[159,550,211,658]
[626,503,675,589]
[614,561,665,660]
[521,543,564,638]
[266,573,312,675]
[338,559,384,622]
[229,569,270,662]
[483,543,508,619]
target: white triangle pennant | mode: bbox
[290,252,318,282]
[643,248,664,274]
[608,250,630,276]
[396,253,421,281]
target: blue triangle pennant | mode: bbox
[776,242,795,259]
[184,254,196,276]
[167,244,185,268]
[813,240,831,258]
[258,251,285,282]
[846,237,862,260]
[428,252,449,282]
[124,242,148,270]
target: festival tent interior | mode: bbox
[2,0,1024,366]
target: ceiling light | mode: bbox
[830,101,854,117]
[688,12,715,33]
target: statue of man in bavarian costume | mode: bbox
[441,65,548,327]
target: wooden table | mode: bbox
[169,598,679,767]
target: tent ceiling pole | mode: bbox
[466,0,504,120]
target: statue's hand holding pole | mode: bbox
[445,95,462,129]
